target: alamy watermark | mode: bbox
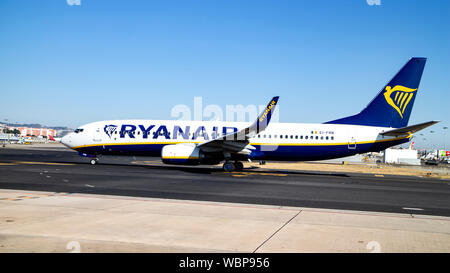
[170,96,280,151]
[366,0,381,6]
[366,241,382,253]
[67,0,81,6]
[66,241,81,253]
[170,96,280,123]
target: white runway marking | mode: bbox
[402,207,424,211]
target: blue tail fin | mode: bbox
[325,57,426,128]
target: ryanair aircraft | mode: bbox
[61,57,438,171]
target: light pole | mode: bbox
[444,127,448,151]
[419,134,424,149]
[429,131,435,150]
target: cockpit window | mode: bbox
[74,128,84,133]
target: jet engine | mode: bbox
[161,143,201,165]
[161,143,224,165]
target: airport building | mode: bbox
[8,126,56,137]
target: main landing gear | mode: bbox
[222,161,244,172]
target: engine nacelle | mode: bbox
[161,143,201,165]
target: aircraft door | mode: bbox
[348,136,356,149]
[93,127,102,142]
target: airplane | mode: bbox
[61,57,438,171]
[48,135,62,142]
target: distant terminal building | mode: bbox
[8,127,56,137]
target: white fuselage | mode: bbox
[61,120,410,162]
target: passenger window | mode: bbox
[331,136,334,140]
[326,136,329,140]
[290,135,293,139]
[263,135,266,138]
[305,136,308,139]
[280,135,283,139]
[295,135,298,139]
[320,136,323,140]
[269,135,271,138]
[315,136,318,140]
[300,136,303,139]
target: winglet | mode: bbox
[251,96,279,134]
[197,96,280,146]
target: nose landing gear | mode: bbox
[78,152,99,165]
[90,158,99,165]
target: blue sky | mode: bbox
[0,0,449,148]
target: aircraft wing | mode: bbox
[197,96,279,153]
[380,120,439,136]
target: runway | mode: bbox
[1,147,450,217]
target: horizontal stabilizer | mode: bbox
[380,120,439,136]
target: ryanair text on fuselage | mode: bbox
[105,124,238,140]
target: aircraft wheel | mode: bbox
[234,161,244,171]
[90,158,99,165]
[223,162,235,172]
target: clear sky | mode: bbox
[0,0,449,149]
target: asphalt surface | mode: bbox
[1,147,450,216]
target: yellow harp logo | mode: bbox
[383,85,417,118]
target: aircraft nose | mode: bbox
[61,133,73,148]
